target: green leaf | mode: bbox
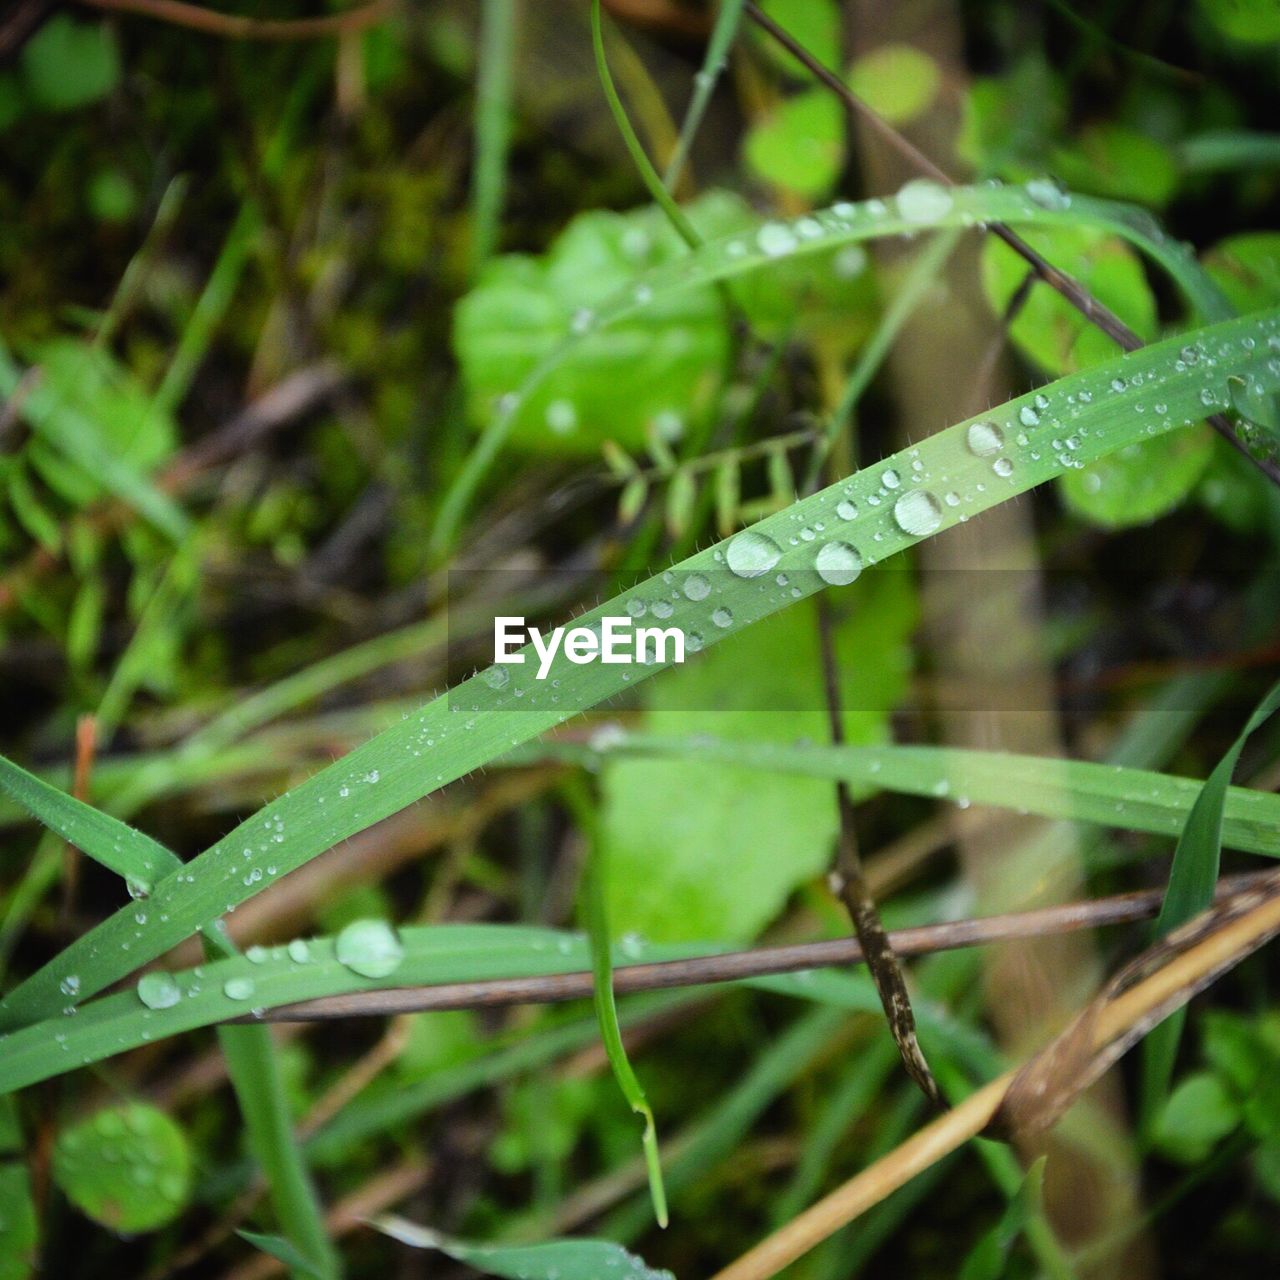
[1051,124,1179,208]
[1203,233,1280,314]
[1151,1072,1240,1163]
[236,1231,326,1279]
[0,341,186,541]
[0,1164,37,1280]
[5,307,1275,1037]
[754,0,840,80]
[1196,0,1280,43]
[982,224,1157,376]
[1060,427,1215,528]
[453,206,730,455]
[1204,1011,1280,1142]
[743,89,844,199]
[370,1216,675,1279]
[52,1103,192,1233]
[19,17,119,113]
[601,572,916,942]
[847,44,940,125]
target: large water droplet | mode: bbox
[335,919,405,979]
[757,222,798,257]
[287,939,311,964]
[223,977,255,1002]
[682,573,710,601]
[835,499,857,521]
[893,490,943,536]
[725,529,782,578]
[815,541,863,586]
[1025,178,1070,211]
[1019,405,1040,428]
[965,420,1004,456]
[895,179,954,223]
[137,972,181,1010]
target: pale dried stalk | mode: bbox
[710,873,1280,1280]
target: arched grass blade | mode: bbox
[430,182,1231,556]
[370,1216,675,1280]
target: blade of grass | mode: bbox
[4,308,1277,1033]
[470,0,517,273]
[1140,675,1280,1127]
[564,778,668,1228]
[662,0,745,191]
[429,182,1230,557]
[521,735,1280,857]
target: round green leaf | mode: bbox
[754,0,840,80]
[1196,0,1280,43]
[52,1103,192,1233]
[743,88,844,199]
[1203,232,1280,314]
[19,16,120,113]
[847,44,940,125]
[982,224,1157,376]
[1152,1072,1240,1164]
[1061,426,1214,528]
[1051,124,1179,208]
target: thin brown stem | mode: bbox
[236,876,1269,1024]
[814,595,944,1110]
[76,0,394,41]
[741,1,1280,489]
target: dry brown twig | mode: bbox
[234,875,1270,1023]
[76,0,394,41]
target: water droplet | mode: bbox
[287,939,311,964]
[137,972,181,1010]
[223,977,255,1002]
[815,541,863,586]
[965,420,1004,456]
[482,665,510,690]
[895,179,954,223]
[682,573,710,601]
[882,468,902,490]
[757,222,798,256]
[834,245,867,278]
[725,529,782,578]
[335,919,405,979]
[570,307,594,335]
[893,490,943,537]
[711,607,733,628]
[835,499,857,521]
[992,457,1014,478]
[1024,177,1070,211]
[60,974,80,997]
[1018,405,1039,428]
[545,399,577,434]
